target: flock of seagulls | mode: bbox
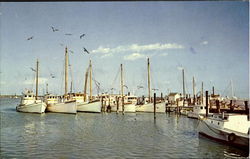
[26,26,90,55]
[26,26,92,80]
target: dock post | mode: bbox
[116,96,119,114]
[244,101,249,120]
[161,92,163,101]
[176,99,179,114]
[154,93,156,120]
[122,96,125,115]
[101,96,103,112]
[216,100,220,113]
[206,91,209,117]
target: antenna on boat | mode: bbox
[65,47,68,97]
[120,64,124,97]
[35,59,39,100]
[147,58,151,103]
[89,59,92,102]
[83,67,89,102]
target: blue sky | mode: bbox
[0,2,249,98]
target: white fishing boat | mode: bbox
[45,47,77,114]
[77,60,101,113]
[110,95,137,113]
[135,58,166,113]
[16,59,46,114]
[187,105,208,119]
[17,91,46,113]
[136,101,166,113]
[198,113,250,149]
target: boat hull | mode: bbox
[77,101,101,113]
[198,118,249,149]
[16,102,46,114]
[111,104,136,113]
[46,101,77,114]
[136,102,165,113]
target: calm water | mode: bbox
[0,98,249,158]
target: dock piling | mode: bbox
[154,93,156,120]
[206,91,209,117]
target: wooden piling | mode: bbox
[116,96,119,114]
[216,100,220,113]
[154,93,156,119]
[122,96,125,115]
[206,91,209,117]
[176,99,179,114]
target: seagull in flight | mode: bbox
[65,33,72,36]
[59,43,64,46]
[123,85,128,89]
[51,26,59,32]
[50,73,56,78]
[83,47,90,54]
[27,36,34,40]
[80,34,85,39]
[30,67,36,72]
[137,86,143,89]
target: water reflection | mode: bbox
[0,99,249,158]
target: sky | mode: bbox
[0,2,249,99]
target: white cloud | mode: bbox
[92,43,184,54]
[0,81,6,85]
[124,53,146,61]
[100,53,113,58]
[201,41,208,45]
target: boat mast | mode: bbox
[182,69,185,100]
[65,47,68,97]
[83,67,89,102]
[192,76,196,105]
[46,83,48,94]
[121,64,124,97]
[89,60,92,102]
[35,59,39,100]
[147,58,151,103]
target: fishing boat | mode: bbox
[16,60,46,113]
[187,105,208,119]
[135,58,165,113]
[46,47,77,114]
[110,94,137,113]
[198,113,250,149]
[77,60,101,113]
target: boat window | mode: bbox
[29,95,32,97]
[200,107,203,109]
[211,121,213,123]
[218,122,220,125]
[25,95,27,97]
[224,117,228,120]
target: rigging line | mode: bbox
[110,67,120,93]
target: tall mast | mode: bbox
[35,59,39,100]
[147,58,151,103]
[83,67,89,102]
[182,68,185,99]
[89,60,92,102]
[65,47,68,96]
[121,64,124,97]
[193,76,196,104]
[46,83,48,94]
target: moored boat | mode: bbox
[198,113,250,149]
[16,59,46,114]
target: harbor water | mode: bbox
[0,98,248,158]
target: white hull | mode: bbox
[16,102,46,114]
[187,112,206,119]
[111,104,136,113]
[77,101,101,113]
[136,102,165,113]
[198,118,249,148]
[47,101,77,114]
